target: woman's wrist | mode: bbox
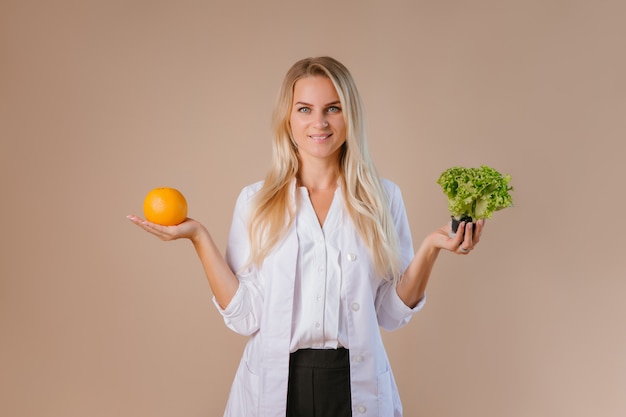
[189,221,210,246]
[421,232,443,255]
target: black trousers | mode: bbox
[286,348,352,417]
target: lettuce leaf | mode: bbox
[437,165,513,220]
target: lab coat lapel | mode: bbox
[259,183,298,416]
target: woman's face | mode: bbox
[289,76,346,165]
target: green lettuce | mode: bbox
[437,165,513,220]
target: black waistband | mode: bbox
[289,348,350,369]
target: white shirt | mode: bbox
[215,179,426,417]
[290,186,346,351]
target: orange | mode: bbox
[143,187,188,226]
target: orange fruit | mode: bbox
[143,187,188,226]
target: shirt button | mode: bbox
[318,266,325,273]
[351,302,360,311]
[353,355,363,363]
[347,253,357,261]
[315,322,321,328]
[356,405,367,414]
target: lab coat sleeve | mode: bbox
[376,282,426,331]
[213,183,264,336]
[375,180,426,331]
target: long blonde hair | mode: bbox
[248,56,401,279]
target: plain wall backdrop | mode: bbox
[1,0,625,416]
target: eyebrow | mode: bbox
[294,100,342,107]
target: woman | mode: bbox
[128,56,483,417]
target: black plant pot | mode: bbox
[451,215,475,234]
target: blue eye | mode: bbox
[327,106,341,113]
[297,107,311,113]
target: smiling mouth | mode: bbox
[309,133,333,141]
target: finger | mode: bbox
[453,221,466,245]
[143,222,178,241]
[126,214,153,231]
[127,214,153,230]
[455,222,474,254]
[464,221,473,246]
[449,222,470,254]
[127,215,173,240]
[473,219,485,244]
[126,214,143,223]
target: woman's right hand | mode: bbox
[126,215,206,243]
[127,214,239,307]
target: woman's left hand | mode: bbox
[432,219,485,255]
[398,219,485,307]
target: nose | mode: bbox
[315,112,329,128]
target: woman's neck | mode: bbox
[297,164,341,191]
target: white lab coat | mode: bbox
[214,179,425,417]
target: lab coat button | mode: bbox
[356,405,366,413]
[347,253,357,261]
[351,302,360,311]
[353,355,363,363]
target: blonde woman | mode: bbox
[128,56,483,417]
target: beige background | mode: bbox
[1,0,624,416]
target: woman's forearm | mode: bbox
[191,226,239,309]
[396,233,441,308]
